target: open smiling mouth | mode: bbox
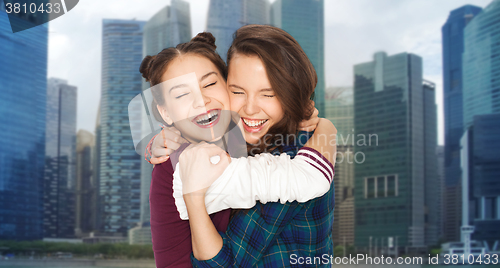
[192,109,221,128]
[242,118,268,133]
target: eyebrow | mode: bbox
[169,72,218,92]
[169,83,189,93]
[229,84,273,92]
[200,71,217,82]
[228,84,244,90]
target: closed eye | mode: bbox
[231,91,245,95]
[175,92,190,99]
[264,95,275,98]
[204,81,217,88]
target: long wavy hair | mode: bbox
[227,25,317,155]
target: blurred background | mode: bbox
[0,0,499,266]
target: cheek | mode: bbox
[229,94,243,112]
[269,99,284,121]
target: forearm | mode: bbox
[184,193,223,260]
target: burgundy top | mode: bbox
[150,143,231,268]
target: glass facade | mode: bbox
[272,0,325,117]
[0,9,48,240]
[206,0,270,61]
[43,78,77,238]
[441,4,482,242]
[423,81,439,246]
[463,0,500,130]
[100,19,145,236]
[143,0,191,56]
[462,114,500,247]
[354,52,436,248]
[324,86,354,245]
[75,129,95,236]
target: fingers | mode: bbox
[152,147,175,158]
[162,127,186,144]
[150,155,169,165]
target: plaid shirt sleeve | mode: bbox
[191,201,304,268]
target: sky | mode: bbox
[47,0,494,145]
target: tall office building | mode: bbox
[353,52,437,250]
[463,0,500,129]
[461,114,500,248]
[143,0,191,56]
[75,129,95,237]
[441,4,482,242]
[100,19,146,236]
[44,78,77,238]
[0,7,48,240]
[206,0,270,61]
[436,146,445,237]
[324,87,355,246]
[271,0,325,117]
[461,0,500,248]
[423,81,439,247]
[131,1,192,244]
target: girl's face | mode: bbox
[227,54,284,144]
[156,54,230,143]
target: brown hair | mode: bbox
[139,32,227,125]
[227,25,317,155]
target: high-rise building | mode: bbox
[461,0,500,248]
[423,80,439,247]
[100,19,146,236]
[206,0,270,61]
[271,0,325,117]
[463,0,500,129]
[43,78,77,239]
[93,106,102,235]
[75,129,95,237]
[436,146,445,237]
[324,87,355,246]
[353,52,437,250]
[0,8,48,240]
[143,0,191,56]
[131,1,192,244]
[461,114,500,249]
[441,4,482,242]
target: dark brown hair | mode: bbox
[139,32,227,124]
[227,25,317,155]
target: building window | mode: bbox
[365,174,398,199]
[485,197,496,220]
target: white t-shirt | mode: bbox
[172,147,334,220]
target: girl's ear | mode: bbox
[157,104,173,125]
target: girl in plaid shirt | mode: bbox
[180,25,336,267]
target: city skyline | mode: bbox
[47,0,493,145]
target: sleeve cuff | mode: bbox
[296,147,335,184]
[190,233,232,268]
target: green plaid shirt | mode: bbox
[191,143,335,268]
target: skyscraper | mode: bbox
[441,4,482,242]
[44,78,77,239]
[461,114,500,249]
[0,7,48,240]
[353,52,437,250]
[463,0,500,130]
[100,19,146,236]
[206,0,270,61]
[461,0,500,248]
[423,80,439,247]
[271,0,325,117]
[324,86,355,246]
[132,1,192,244]
[143,0,191,56]
[75,129,95,237]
